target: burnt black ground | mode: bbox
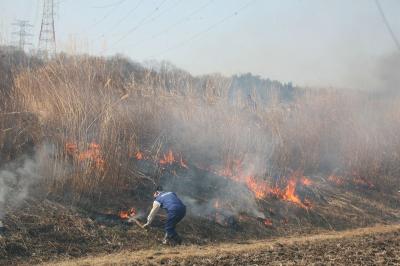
[45,224,400,266]
[0,175,399,265]
[157,227,400,266]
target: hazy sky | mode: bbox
[1,0,399,89]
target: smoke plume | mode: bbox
[156,99,273,219]
[0,145,53,219]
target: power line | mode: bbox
[92,0,127,9]
[107,0,145,31]
[123,0,215,50]
[87,0,128,30]
[100,0,180,40]
[140,0,184,31]
[148,0,257,58]
[374,0,400,51]
[111,0,168,46]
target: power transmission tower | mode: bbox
[38,0,56,58]
[11,20,33,51]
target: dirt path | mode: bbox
[45,223,400,266]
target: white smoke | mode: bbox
[156,98,274,220]
[0,145,53,219]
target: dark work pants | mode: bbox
[165,207,186,238]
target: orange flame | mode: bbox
[159,150,175,165]
[300,176,312,186]
[119,208,136,219]
[282,178,306,208]
[65,142,78,155]
[78,142,105,170]
[65,141,105,171]
[263,218,273,226]
[219,161,267,199]
[216,160,312,209]
[135,151,143,160]
[159,150,188,168]
[245,175,271,199]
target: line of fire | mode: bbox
[62,142,379,229]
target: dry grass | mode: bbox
[1,53,399,201]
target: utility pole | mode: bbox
[38,0,56,58]
[11,20,33,51]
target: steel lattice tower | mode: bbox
[12,20,33,51]
[38,0,56,58]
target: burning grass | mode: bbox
[7,54,400,201]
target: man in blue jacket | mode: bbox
[143,186,186,245]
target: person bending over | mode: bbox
[143,186,186,245]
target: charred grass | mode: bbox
[45,224,400,266]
